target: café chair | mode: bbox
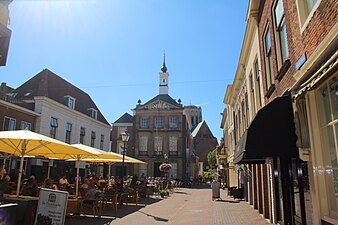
[80,197,101,217]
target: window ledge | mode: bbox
[265,84,276,98]
[276,59,291,81]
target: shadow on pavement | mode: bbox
[65,215,113,225]
[174,191,190,195]
[139,211,169,222]
[65,197,163,225]
[214,199,240,203]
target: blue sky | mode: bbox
[1,0,248,142]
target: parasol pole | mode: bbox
[75,155,80,198]
[1,153,8,179]
[47,159,51,179]
[16,140,27,196]
[108,162,111,180]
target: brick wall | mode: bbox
[0,104,36,131]
[258,0,338,103]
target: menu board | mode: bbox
[34,188,68,225]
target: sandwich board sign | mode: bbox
[34,188,68,225]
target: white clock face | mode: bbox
[162,79,166,84]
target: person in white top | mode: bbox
[59,175,69,186]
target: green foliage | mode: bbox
[203,170,212,179]
[207,148,217,169]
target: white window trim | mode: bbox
[20,121,31,130]
[88,108,98,120]
[3,116,16,131]
[64,95,76,109]
[296,0,322,33]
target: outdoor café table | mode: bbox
[4,194,39,225]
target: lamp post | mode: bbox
[164,154,168,178]
[120,131,130,178]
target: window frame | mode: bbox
[88,108,98,120]
[254,58,263,107]
[140,117,149,129]
[169,116,179,129]
[273,0,289,71]
[263,27,275,95]
[296,0,320,32]
[91,131,96,147]
[50,117,58,139]
[3,116,16,131]
[100,134,104,150]
[65,95,76,109]
[154,117,164,129]
[20,121,31,130]
[314,74,338,219]
[65,122,72,144]
[80,127,86,144]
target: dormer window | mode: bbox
[88,108,98,120]
[64,95,76,109]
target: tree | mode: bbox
[207,148,217,169]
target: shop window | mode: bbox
[316,74,338,218]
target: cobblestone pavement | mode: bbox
[65,187,270,225]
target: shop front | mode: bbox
[293,46,337,225]
[234,94,307,224]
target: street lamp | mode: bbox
[120,131,130,178]
[164,154,168,178]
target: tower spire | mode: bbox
[159,53,169,95]
[161,52,167,73]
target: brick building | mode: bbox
[131,58,188,180]
[221,0,337,224]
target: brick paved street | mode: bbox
[65,187,270,225]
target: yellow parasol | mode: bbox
[0,130,90,196]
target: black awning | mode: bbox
[234,94,298,164]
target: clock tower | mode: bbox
[159,54,169,95]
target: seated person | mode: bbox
[83,182,97,205]
[97,176,106,191]
[43,178,58,190]
[59,175,69,189]
[21,175,38,196]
